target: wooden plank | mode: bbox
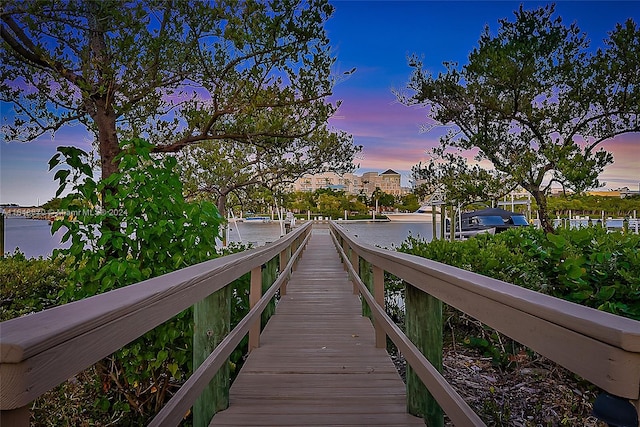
[331,223,640,400]
[0,225,312,410]
[210,231,424,426]
[193,286,231,427]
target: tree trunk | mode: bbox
[93,102,122,258]
[530,188,554,233]
[217,193,228,219]
[86,1,121,181]
[93,98,121,180]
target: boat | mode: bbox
[243,216,271,224]
[448,227,496,240]
[384,205,441,222]
[446,207,529,239]
[460,208,529,233]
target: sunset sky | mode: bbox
[1,1,638,206]
[325,0,639,190]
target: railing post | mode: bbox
[193,285,231,427]
[261,257,278,329]
[1,406,29,427]
[359,257,372,319]
[349,247,359,295]
[405,283,443,427]
[372,265,386,349]
[249,266,262,351]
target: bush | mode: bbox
[398,226,640,320]
[48,138,224,423]
[394,226,639,370]
[0,251,68,321]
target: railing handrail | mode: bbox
[150,224,312,426]
[329,221,640,402]
[0,222,312,412]
[330,229,486,426]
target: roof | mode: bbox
[381,169,399,175]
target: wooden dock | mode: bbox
[210,229,424,426]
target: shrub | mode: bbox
[0,251,68,321]
[48,138,224,423]
[398,226,640,320]
[395,226,640,370]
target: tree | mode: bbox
[316,192,342,218]
[1,0,354,183]
[411,154,517,209]
[288,191,315,214]
[179,131,357,218]
[399,5,639,232]
[371,187,395,210]
[397,193,420,212]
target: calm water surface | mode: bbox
[4,217,71,258]
[4,217,437,259]
[335,221,437,249]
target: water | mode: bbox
[3,216,71,258]
[225,221,288,247]
[3,217,437,259]
[335,221,437,249]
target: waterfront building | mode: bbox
[290,169,406,196]
[290,172,362,194]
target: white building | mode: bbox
[291,170,405,196]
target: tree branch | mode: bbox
[1,15,81,85]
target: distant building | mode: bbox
[290,172,362,194]
[359,170,404,196]
[588,187,640,198]
[290,169,406,196]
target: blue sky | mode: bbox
[1,1,639,206]
[325,0,639,188]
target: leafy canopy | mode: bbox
[2,0,356,180]
[179,127,358,216]
[400,4,639,231]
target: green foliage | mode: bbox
[285,189,368,218]
[373,188,396,209]
[0,251,69,321]
[395,193,421,213]
[40,197,63,210]
[411,156,516,209]
[544,194,640,218]
[49,138,223,422]
[401,4,640,232]
[179,132,359,218]
[397,227,639,373]
[398,227,640,321]
[3,0,357,192]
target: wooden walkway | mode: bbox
[210,229,424,426]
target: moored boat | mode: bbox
[385,205,441,222]
[243,216,271,223]
[445,207,529,239]
[460,208,529,233]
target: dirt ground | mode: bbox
[391,344,608,426]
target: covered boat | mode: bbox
[460,208,529,233]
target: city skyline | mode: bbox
[1,1,638,206]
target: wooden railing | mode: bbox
[0,222,312,426]
[329,221,640,426]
